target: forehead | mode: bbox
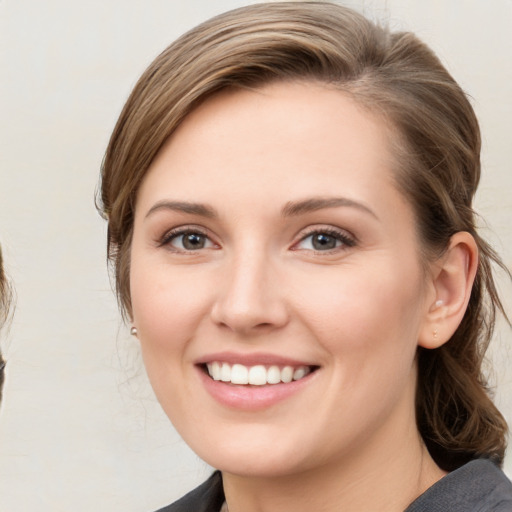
[137,81,406,220]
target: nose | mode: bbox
[210,251,289,336]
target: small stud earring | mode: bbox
[433,329,438,339]
[435,299,444,308]
[130,326,138,336]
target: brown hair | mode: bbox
[98,1,509,471]
[0,246,10,327]
[0,245,12,402]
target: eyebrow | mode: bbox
[145,200,218,219]
[145,196,377,220]
[281,197,378,219]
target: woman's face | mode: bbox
[130,82,434,477]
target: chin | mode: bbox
[209,453,309,479]
[182,428,318,478]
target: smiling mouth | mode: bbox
[204,362,318,386]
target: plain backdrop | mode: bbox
[0,1,511,511]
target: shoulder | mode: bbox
[153,471,224,512]
[406,459,512,512]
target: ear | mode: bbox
[418,231,478,349]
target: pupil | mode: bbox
[313,234,336,250]
[183,233,205,250]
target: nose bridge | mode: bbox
[211,239,288,333]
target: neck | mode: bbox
[222,420,445,512]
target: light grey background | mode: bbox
[0,1,511,511]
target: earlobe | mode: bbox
[418,232,478,349]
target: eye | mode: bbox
[160,228,216,252]
[294,228,355,252]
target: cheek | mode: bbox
[130,260,209,359]
[129,264,211,414]
[290,260,424,359]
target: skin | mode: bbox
[129,82,469,511]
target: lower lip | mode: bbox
[197,367,316,411]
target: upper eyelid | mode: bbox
[161,224,210,237]
[296,225,356,241]
[155,224,356,248]
[291,226,357,251]
[158,225,214,247]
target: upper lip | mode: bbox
[195,351,317,367]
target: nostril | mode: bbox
[254,322,274,329]
[210,278,289,333]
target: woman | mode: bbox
[98,2,512,511]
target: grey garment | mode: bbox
[405,459,512,512]
[153,471,224,512]
[154,459,512,512]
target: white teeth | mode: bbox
[220,363,231,382]
[293,367,307,381]
[248,365,267,386]
[281,366,294,383]
[231,364,249,384]
[206,362,312,385]
[267,365,281,384]
[211,361,221,381]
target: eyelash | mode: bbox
[157,226,356,254]
[158,226,215,252]
[293,227,356,253]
